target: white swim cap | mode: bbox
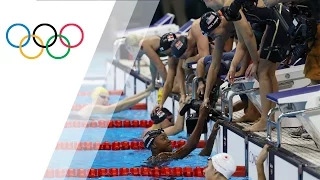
[210,153,236,179]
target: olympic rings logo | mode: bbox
[6,23,84,60]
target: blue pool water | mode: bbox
[48,83,249,179]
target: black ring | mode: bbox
[32,23,57,48]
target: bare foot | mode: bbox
[243,118,267,132]
[234,111,261,123]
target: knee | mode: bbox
[257,69,269,80]
[197,57,205,65]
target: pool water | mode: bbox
[46,84,249,180]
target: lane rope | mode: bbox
[45,166,246,178]
[56,140,206,150]
[72,103,147,111]
[65,120,153,128]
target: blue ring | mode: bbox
[6,23,31,48]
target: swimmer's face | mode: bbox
[96,93,109,105]
[153,133,172,152]
[203,159,216,180]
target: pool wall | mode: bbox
[106,60,320,180]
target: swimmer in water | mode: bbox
[77,85,153,118]
[143,105,210,166]
[203,153,237,180]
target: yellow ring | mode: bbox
[19,35,44,60]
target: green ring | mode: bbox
[46,34,71,60]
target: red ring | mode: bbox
[59,23,84,48]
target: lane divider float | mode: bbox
[65,120,153,128]
[72,103,147,111]
[78,90,124,96]
[56,140,206,150]
[45,166,246,178]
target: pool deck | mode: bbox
[117,59,320,173]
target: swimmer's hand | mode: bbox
[197,82,205,96]
[245,62,258,80]
[179,94,186,104]
[201,98,210,109]
[226,65,236,84]
[152,104,163,114]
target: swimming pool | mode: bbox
[44,85,249,180]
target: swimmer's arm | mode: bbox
[203,37,225,100]
[230,31,248,69]
[194,30,210,57]
[163,106,185,136]
[185,54,200,65]
[172,106,209,159]
[177,59,187,97]
[89,90,151,114]
[199,121,220,156]
[257,163,266,180]
[143,42,167,81]
[160,58,177,107]
[233,10,259,65]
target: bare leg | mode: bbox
[269,62,279,122]
[172,76,180,93]
[234,100,261,123]
[244,59,276,132]
[149,62,158,90]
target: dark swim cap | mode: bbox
[200,11,221,36]
[171,36,188,58]
[143,129,164,149]
[150,107,173,124]
[159,32,177,52]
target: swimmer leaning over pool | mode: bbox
[124,33,180,92]
[143,105,210,165]
[77,86,153,118]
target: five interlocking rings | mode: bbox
[6,23,84,60]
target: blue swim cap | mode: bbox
[171,36,188,58]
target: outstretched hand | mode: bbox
[226,65,236,84]
[245,63,258,80]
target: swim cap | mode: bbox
[209,153,236,179]
[171,36,188,58]
[91,87,109,100]
[200,11,221,36]
[150,108,173,124]
[159,32,177,52]
[143,129,164,149]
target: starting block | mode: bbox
[221,63,310,126]
[266,84,320,147]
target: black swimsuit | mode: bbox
[244,4,293,63]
